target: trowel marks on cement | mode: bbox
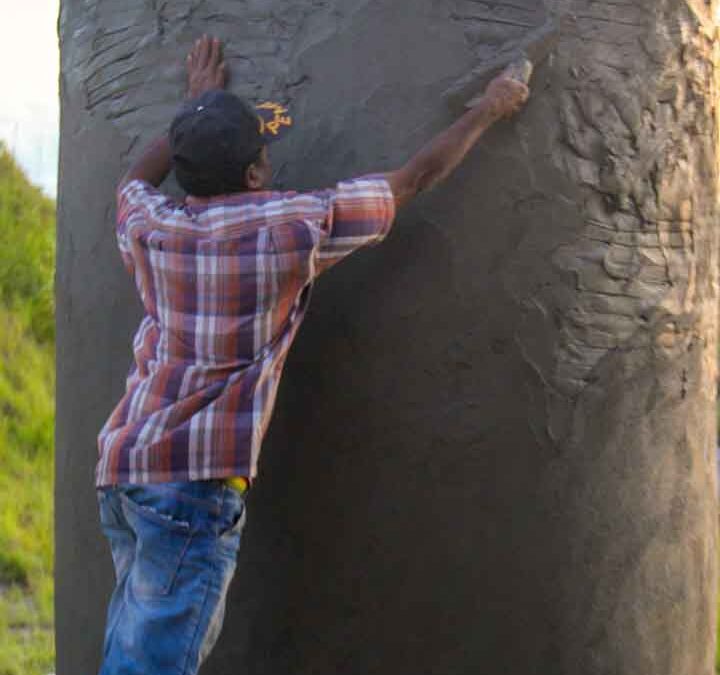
[60,0,344,144]
[61,0,551,145]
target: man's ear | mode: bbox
[244,162,263,190]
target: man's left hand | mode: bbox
[187,35,227,99]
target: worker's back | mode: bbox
[95,175,395,487]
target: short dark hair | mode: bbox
[174,145,263,197]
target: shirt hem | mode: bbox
[95,467,253,489]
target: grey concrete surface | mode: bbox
[57,0,719,673]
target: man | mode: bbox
[95,35,529,675]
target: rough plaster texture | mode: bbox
[57,0,719,673]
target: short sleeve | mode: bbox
[312,174,396,276]
[115,179,173,273]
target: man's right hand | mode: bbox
[483,71,530,119]
[186,35,227,99]
[382,69,530,211]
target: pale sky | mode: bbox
[0,0,60,197]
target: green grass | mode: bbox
[0,143,55,675]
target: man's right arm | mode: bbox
[383,72,530,211]
[117,35,226,194]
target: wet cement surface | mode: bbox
[57,1,719,673]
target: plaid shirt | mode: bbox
[96,176,395,487]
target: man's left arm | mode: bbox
[117,35,227,192]
[118,135,173,191]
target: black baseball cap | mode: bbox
[170,90,293,196]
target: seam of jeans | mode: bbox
[165,532,196,596]
[179,571,213,675]
[100,571,130,668]
[216,508,246,555]
[198,553,236,665]
[215,490,246,554]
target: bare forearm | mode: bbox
[383,72,528,210]
[409,95,502,193]
[119,135,172,189]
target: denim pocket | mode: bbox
[217,497,247,555]
[120,489,194,598]
[97,490,135,584]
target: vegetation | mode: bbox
[0,143,55,675]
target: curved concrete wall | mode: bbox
[57,1,719,673]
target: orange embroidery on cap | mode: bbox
[256,101,293,136]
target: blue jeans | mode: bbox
[95,480,247,675]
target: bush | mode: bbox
[0,143,55,344]
[0,144,55,675]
